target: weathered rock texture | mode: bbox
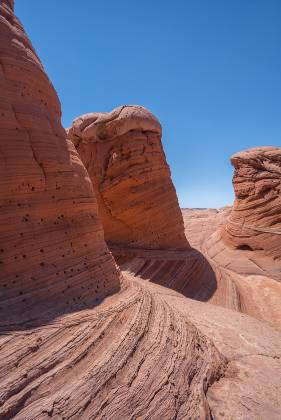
[68,107,220,302]
[1,273,281,419]
[69,112,281,331]
[222,147,281,259]
[67,106,189,250]
[0,0,120,326]
[1,3,281,419]
[182,149,281,331]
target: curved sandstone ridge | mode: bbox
[0,0,120,325]
[113,246,218,303]
[222,146,281,259]
[1,276,281,419]
[68,106,189,250]
[1,2,281,419]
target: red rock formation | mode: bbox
[0,0,120,326]
[181,148,281,331]
[1,3,281,419]
[69,112,281,329]
[222,147,281,259]
[68,107,219,301]
[67,106,189,250]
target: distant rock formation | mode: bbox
[182,147,281,331]
[67,106,189,250]
[222,147,281,259]
[69,112,281,330]
[1,2,281,419]
[0,0,120,325]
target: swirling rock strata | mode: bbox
[0,0,120,326]
[67,106,189,250]
[222,147,281,259]
[1,275,281,419]
[1,3,281,419]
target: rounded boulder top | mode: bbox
[68,105,162,145]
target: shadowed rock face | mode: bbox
[68,106,189,250]
[1,3,281,419]
[0,0,120,326]
[222,147,281,259]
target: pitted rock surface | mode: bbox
[1,3,281,419]
[0,0,120,326]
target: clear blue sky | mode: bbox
[16,1,281,208]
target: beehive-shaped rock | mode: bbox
[0,0,120,326]
[67,106,189,250]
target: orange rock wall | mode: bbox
[0,0,120,325]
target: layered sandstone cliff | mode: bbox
[1,2,281,419]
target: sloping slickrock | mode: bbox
[203,228,281,331]
[0,0,120,326]
[67,106,189,250]
[1,274,281,419]
[1,2,281,419]
[217,147,281,329]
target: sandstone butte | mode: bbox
[0,1,281,419]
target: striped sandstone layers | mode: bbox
[67,107,219,301]
[69,113,281,329]
[67,106,189,250]
[222,147,281,259]
[181,148,281,331]
[1,2,281,419]
[0,0,120,326]
[1,273,281,419]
